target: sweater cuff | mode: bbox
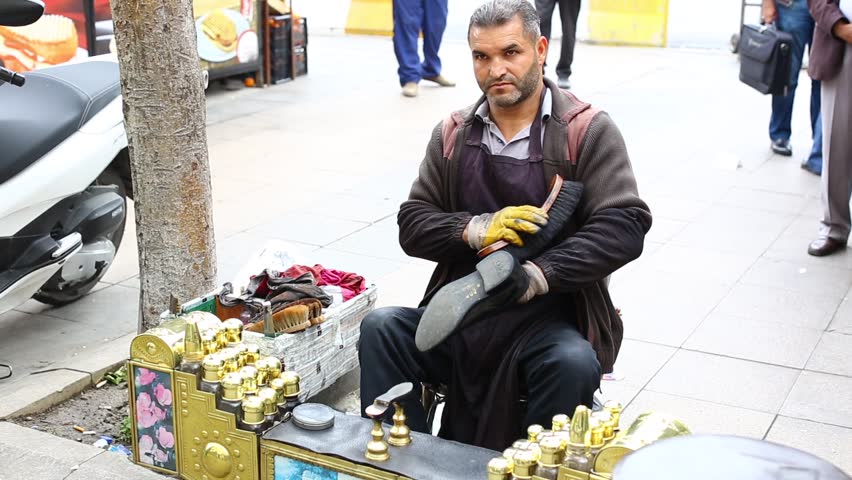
[535,258,559,290]
[453,214,474,248]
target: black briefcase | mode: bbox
[738,24,794,96]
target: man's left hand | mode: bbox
[518,262,549,304]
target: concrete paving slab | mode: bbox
[829,290,852,335]
[641,244,758,285]
[714,283,841,330]
[45,284,140,330]
[598,382,642,409]
[683,312,823,369]
[806,332,852,378]
[243,212,370,247]
[0,310,93,378]
[621,391,775,439]
[325,222,411,264]
[764,216,852,271]
[647,350,800,413]
[716,187,811,216]
[610,339,677,389]
[66,449,166,480]
[766,416,852,475]
[0,370,90,419]
[740,258,852,300]
[0,421,101,480]
[669,205,794,257]
[782,371,852,428]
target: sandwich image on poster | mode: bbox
[196,7,257,64]
[0,14,86,72]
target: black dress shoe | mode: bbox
[415,251,529,352]
[807,237,847,257]
[771,139,792,156]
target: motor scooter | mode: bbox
[0,0,132,316]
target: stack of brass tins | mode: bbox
[604,401,622,433]
[235,344,249,367]
[593,412,691,475]
[280,371,302,414]
[223,318,243,346]
[487,456,513,480]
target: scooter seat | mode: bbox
[0,60,121,184]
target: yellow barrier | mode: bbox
[587,0,669,47]
[345,0,394,36]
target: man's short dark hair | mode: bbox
[468,0,542,45]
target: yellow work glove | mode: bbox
[466,205,548,250]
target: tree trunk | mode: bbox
[110,0,218,332]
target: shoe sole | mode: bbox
[415,251,519,352]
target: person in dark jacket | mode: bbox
[806,0,852,256]
[535,0,581,89]
[358,0,651,450]
[761,0,823,164]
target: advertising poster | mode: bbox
[194,0,260,76]
[0,0,93,72]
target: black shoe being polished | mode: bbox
[415,251,528,352]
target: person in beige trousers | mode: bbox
[807,0,852,256]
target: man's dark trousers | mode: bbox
[358,306,601,434]
[392,0,448,86]
[535,0,582,80]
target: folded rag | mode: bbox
[283,264,366,301]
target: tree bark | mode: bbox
[110,0,218,332]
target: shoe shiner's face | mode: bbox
[469,16,547,109]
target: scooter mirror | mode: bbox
[0,0,45,27]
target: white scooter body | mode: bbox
[0,55,130,316]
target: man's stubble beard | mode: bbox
[483,59,542,109]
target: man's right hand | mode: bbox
[466,206,548,250]
[762,0,778,24]
[833,21,852,44]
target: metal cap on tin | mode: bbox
[269,378,286,406]
[487,456,513,479]
[201,331,219,356]
[244,344,260,365]
[239,366,259,395]
[552,414,569,432]
[538,436,563,467]
[265,357,282,380]
[527,424,544,442]
[589,418,605,449]
[511,450,538,478]
[221,373,245,401]
[254,358,271,387]
[280,371,301,398]
[223,318,243,345]
[604,400,623,431]
[202,355,225,382]
[258,388,279,416]
[593,410,615,441]
[241,396,265,424]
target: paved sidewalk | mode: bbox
[0,31,850,473]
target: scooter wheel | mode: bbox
[33,167,128,306]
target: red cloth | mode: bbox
[282,264,366,301]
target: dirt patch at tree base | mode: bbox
[10,382,131,448]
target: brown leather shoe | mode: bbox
[807,237,847,257]
[424,75,456,87]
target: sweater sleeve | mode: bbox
[808,0,848,37]
[397,122,474,263]
[533,112,652,292]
